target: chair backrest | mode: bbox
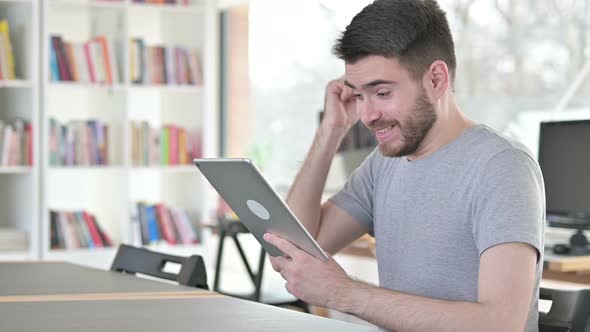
[111,244,209,290]
[539,287,590,332]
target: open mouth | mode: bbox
[376,125,393,135]
[375,125,395,141]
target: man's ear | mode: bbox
[424,60,450,101]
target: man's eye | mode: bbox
[354,94,364,100]
[377,91,390,97]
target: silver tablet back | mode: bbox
[194,158,328,261]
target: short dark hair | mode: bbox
[333,0,456,84]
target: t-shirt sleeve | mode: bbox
[328,149,378,234]
[472,148,545,262]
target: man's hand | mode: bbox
[322,78,359,132]
[264,233,354,308]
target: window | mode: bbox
[222,0,590,190]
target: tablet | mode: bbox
[194,158,329,261]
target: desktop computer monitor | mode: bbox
[538,120,590,254]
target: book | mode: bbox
[129,202,142,247]
[49,35,122,85]
[129,39,202,86]
[90,214,113,247]
[129,121,200,166]
[50,211,64,249]
[160,126,169,165]
[49,40,60,81]
[83,211,104,248]
[53,35,72,81]
[49,118,109,166]
[188,49,203,85]
[68,211,88,248]
[172,207,198,244]
[1,125,13,165]
[178,128,188,164]
[24,122,33,166]
[83,41,96,83]
[75,211,94,249]
[13,118,24,166]
[144,205,160,244]
[65,42,79,82]
[0,20,16,80]
[168,125,178,165]
[93,36,114,84]
[62,211,80,249]
[155,203,177,244]
[131,202,198,246]
[49,209,113,249]
[136,202,150,245]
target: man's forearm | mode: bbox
[332,280,522,332]
[286,124,346,237]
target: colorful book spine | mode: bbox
[129,121,200,166]
[156,203,177,244]
[0,20,15,80]
[75,211,94,249]
[49,41,60,81]
[0,119,33,166]
[178,128,188,164]
[51,36,70,81]
[168,125,178,165]
[83,41,96,83]
[160,126,169,165]
[128,38,202,86]
[65,43,79,82]
[94,36,114,84]
[49,34,121,85]
[144,205,160,244]
[83,211,103,248]
[49,209,113,249]
[48,118,109,166]
[132,202,198,246]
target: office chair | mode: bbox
[111,244,209,290]
[539,287,590,332]
[213,217,309,312]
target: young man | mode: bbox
[263,0,545,331]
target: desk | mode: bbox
[0,261,376,331]
[0,296,377,331]
[0,262,214,301]
[543,253,590,285]
[339,240,590,287]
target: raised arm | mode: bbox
[285,78,370,254]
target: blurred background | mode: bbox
[222,0,590,189]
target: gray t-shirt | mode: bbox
[329,124,545,332]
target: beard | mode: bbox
[378,87,437,158]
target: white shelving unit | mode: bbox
[0,79,32,88]
[39,0,219,269]
[0,166,33,174]
[0,0,39,261]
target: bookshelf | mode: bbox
[0,0,39,260]
[0,166,33,174]
[39,0,219,269]
[0,79,32,88]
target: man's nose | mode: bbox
[360,99,381,126]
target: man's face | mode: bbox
[345,56,437,158]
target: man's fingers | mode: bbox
[263,233,303,260]
[268,256,281,272]
[269,255,289,272]
[340,85,354,103]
